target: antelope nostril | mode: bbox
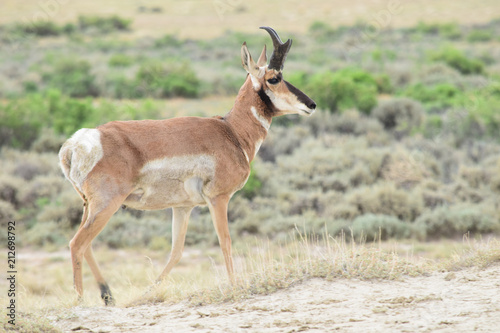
[309,102,316,109]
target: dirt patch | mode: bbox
[51,264,500,332]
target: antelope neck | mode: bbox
[224,77,271,163]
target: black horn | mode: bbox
[260,26,292,71]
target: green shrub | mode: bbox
[421,114,443,139]
[402,83,462,109]
[438,22,462,40]
[466,29,493,42]
[373,98,424,136]
[308,21,338,41]
[0,90,98,143]
[429,46,485,75]
[154,34,183,48]
[0,200,16,221]
[36,189,83,228]
[104,74,140,99]
[21,175,65,210]
[325,202,360,221]
[78,15,132,33]
[98,211,171,248]
[108,54,134,67]
[308,68,378,114]
[348,183,423,221]
[259,126,310,163]
[415,206,498,239]
[374,74,393,94]
[459,166,489,189]
[31,128,66,153]
[42,59,98,97]
[304,109,384,139]
[259,214,314,241]
[25,221,67,247]
[415,21,461,39]
[135,60,200,98]
[490,174,500,194]
[286,71,309,91]
[51,94,96,135]
[1,97,43,147]
[371,48,397,65]
[0,200,16,244]
[240,164,262,199]
[208,73,243,96]
[450,181,484,203]
[14,20,61,37]
[6,16,131,38]
[23,80,39,93]
[0,91,167,148]
[62,22,77,34]
[0,175,25,208]
[350,214,412,241]
[466,94,500,138]
[416,63,462,88]
[349,164,376,187]
[415,21,441,34]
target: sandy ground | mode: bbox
[51,264,500,333]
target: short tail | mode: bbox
[58,143,72,181]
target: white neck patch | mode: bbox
[251,106,271,131]
[254,138,263,159]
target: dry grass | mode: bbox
[8,233,499,308]
[1,233,499,331]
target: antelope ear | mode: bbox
[257,44,267,67]
[241,42,260,77]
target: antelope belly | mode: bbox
[124,155,215,210]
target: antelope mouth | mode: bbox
[299,109,315,116]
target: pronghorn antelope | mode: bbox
[59,26,316,305]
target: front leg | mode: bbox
[207,195,235,282]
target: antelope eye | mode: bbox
[267,78,280,85]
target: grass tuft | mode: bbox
[124,230,500,307]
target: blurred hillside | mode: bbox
[1,0,500,39]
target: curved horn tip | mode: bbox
[260,26,282,41]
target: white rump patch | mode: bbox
[60,128,103,192]
[251,106,270,131]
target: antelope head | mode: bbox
[241,26,316,117]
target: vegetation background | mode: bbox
[0,0,500,331]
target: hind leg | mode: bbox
[84,244,114,305]
[69,195,125,305]
[156,206,193,282]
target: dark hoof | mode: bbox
[103,294,115,306]
[99,283,115,306]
